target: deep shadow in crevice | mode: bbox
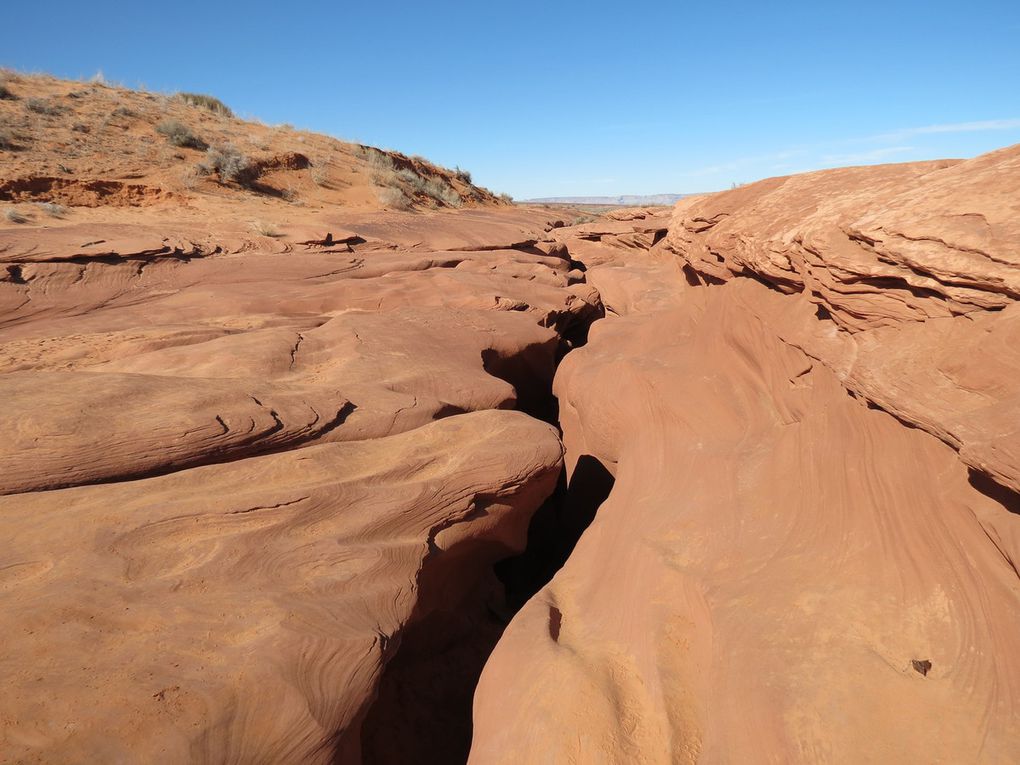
[496,454,615,612]
[353,254,610,764]
[681,264,702,287]
[354,454,616,764]
[968,469,1020,515]
[481,345,558,423]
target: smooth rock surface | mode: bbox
[471,146,1020,764]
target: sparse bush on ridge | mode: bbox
[366,150,396,177]
[499,192,514,204]
[0,127,18,151]
[423,177,461,207]
[25,98,63,116]
[377,186,411,210]
[454,166,472,184]
[369,154,463,209]
[198,143,253,184]
[156,120,207,150]
[176,92,233,117]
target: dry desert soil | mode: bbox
[2,71,1020,764]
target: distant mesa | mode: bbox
[523,194,693,206]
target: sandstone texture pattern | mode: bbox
[470,148,1020,764]
[5,71,1020,765]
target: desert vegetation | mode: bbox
[176,92,233,117]
[25,98,64,116]
[0,126,18,151]
[36,202,67,218]
[367,150,463,208]
[249,219,280,237]
[198,144,253,184]
[377,185,412,210]
[0,72,507,211]
[156,120,207,150]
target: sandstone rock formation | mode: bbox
[470,146,1020,763]
[6,70,1020,765]
[0,171,590,759]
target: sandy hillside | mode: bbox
[0,70,508,225]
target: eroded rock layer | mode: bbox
[470,149,1020,763]
[0,207,593,762]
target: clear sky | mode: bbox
[4,1,1019,198]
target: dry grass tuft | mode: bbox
[5,207,29,224]
[176,92,233,117]
[156,120,207,150]
[37,202,68,218]
[0,126,19,151]
[377,186,411,210]
[25,98,64,116]
[250,220,281,237]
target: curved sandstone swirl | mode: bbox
[0,207,583,762]
[471,147,1020,763]
[0,410,561,763]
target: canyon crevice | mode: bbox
[469,147,1020,763]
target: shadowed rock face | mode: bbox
[470,147,1020,763]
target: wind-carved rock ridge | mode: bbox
[469,147,1020,763]
[0,207,605,763]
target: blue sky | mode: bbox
[4,1,1019,198]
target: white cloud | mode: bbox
[873,119,1020,142]
[820,145,916,165]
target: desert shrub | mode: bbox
[71,122,90,133]
[179,166,201,190]
[423,177,462,207]
[25,98,63,116]
[377,186,411,210]
[368,152,400,186]
[198,143,253,184]
[176,92,233,117]
[367,150,395,171]
[0,127,17,151]
[310,165,328,186]
[156,120,207,150]
[112,105,138,118]
[394,167,424,191]
[5,207,28,224]
[499,192,514,203]
[454,166,472,184]
[0,83,16,100]
[37,202,67,218]
[250,220,280,237]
